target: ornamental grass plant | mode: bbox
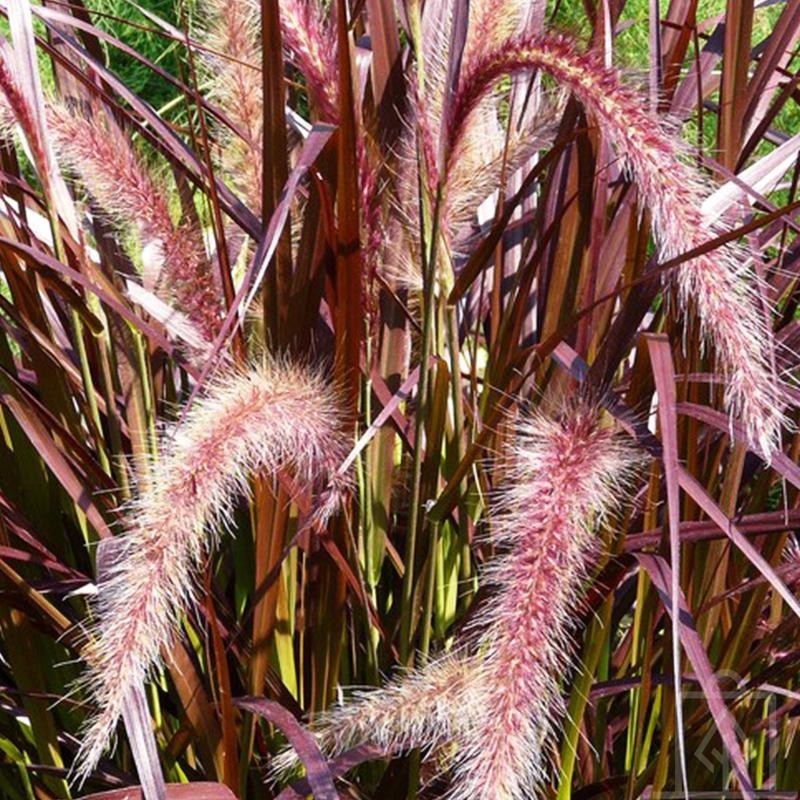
[1,1,800,799]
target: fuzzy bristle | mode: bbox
[388,7,557,294]
[0,54,46,171]
[447,33,785,458]
[73,359,352,784]
[271,0,339,120]
[0,58,223,342]
[201,0,264,211]
[464,0,526,65]
[311,654,482,761]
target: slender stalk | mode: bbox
[398,181,444,665]
[556,594,613,800]
[445,303,472,601]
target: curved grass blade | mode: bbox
[234,697,337,800]
[636,553,755,799]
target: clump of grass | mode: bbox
[0,1,797,799]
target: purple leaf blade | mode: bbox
[235,697,337,800]
[636,553,755,799]
[646,333,689,800]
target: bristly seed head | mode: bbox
[446,403,642,799]
[447,32,786,458]
[288,402,641,800]
[45,104,224,342]
[72,358,352,785]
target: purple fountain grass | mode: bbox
[390,110,555,292]
[277,0,387,286]
[271,0,390,300]
[440,114,556,272]
[73,359,352,784]
[273,0,339,120]
[287,402,640,799]
[446,32,785,458]
[45,104,223,341]
[448,403,641,799]
[0,55,222,341]
[269,652,483,782]
[358,138,386,304]
[385,0,557,294]
[201,0,264,211]
[0,53,50,188]
[202,0,387,293]
[0,48,84,237]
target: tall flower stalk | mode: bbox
[292,402,641,800]
[447,33,784,457]
[388,1,553,295]
[73,359,352,783]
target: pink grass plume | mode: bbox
[45,105,223,341]
[275,0,339,120]
[447,33,786,458]
[449,403,641,798]
[300,654,483,766]
[289,402,640,799]
[0,51,48,183]
[0,57,222,341]
[200,0,264,211]
[73,358,352,784]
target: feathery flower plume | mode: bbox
[386,0,557,293]
[201,0,264,211]
[449,403,640,799]
[271,0,339,120]
[45,104,223,341]
[389,105,556,292]
[73,359,352,784]
[447,33,785,457]
[463,0,526,66]
[0,60,222,342]
[290,403,640,800]
[301,653,483,765]
[0,48,221,341]
[0,52,49,181]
